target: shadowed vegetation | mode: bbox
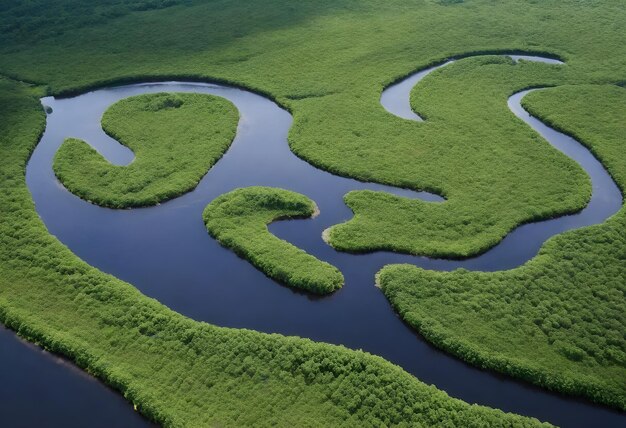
[2,1,623,260]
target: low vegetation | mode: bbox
[53,92,237,208]
[0,78,547,427]
[322,56,590,257]
[378,84,626,410]
[203,187,343,294]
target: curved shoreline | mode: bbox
[203,187,344,294]
[23,55,625,426]
[0,325,150,427]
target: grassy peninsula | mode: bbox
[203,187,343,294]
[323,56,590,257]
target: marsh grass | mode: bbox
[203,187,344,294]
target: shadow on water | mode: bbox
[15,54,625,426]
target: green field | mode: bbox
[54,92,238,208]
[203,187,344,294]
[1,0,625,425]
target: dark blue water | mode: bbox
[9,55,624,427]
[0,326,151,427]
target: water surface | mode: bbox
[0,326,151,427]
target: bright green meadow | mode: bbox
[324,56,589,257]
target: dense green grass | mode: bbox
[0,0,191,46]
[0,77,547,427]
[1,0,626,423]
[53,92,238,208]
[378,84,626,410]
[323,56,590,257]
[203,187,343,294]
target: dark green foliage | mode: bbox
[53,92,238,208]
[437,0,464,5]
[0,0,192,45]
[379,85,626,410]
[203,187,344,294]
[0,79,546,427]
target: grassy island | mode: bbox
[53,92,238,208]
[203,187,344,294]
[378,84,626,410]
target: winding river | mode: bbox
[9,54,623,427]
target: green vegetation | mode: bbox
[53,92,238,208]
[323,56,590,257]
[1,1,192,46]
[2,0,626,423]
[204,187,343,294]
[378,84,626,410]
[0,78,547,427]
